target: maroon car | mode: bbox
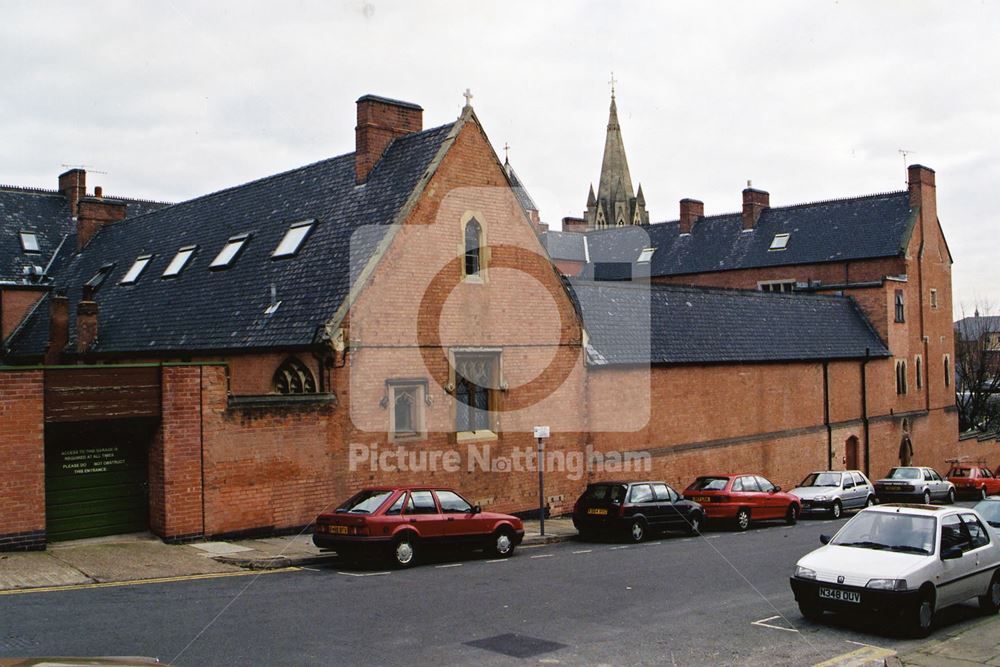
[313,486,524,567]
[683,473,801,531]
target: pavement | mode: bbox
[888,615,1000,666]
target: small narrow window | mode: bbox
[944,354,951,387]
[19,231,40,252]
[896,360,908,395]
[211,234,250,269]
[636,247,655,263]
[120,255,153,285]
[85,263,115,291]
[929,288,938,309]
[272,220,315,258]
[915,355,923,390]
[163,246,196,277]
[464,219,483,278]
[769,233,790,251]
[894,290,905,323]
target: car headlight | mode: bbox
[812,495,830,502]
[866,578,907,591]
[794,566,817,580]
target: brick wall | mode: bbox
[0,370,45,550]
[1,288,46,342]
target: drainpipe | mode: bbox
[861,348,872,476]
[823,362,832,470]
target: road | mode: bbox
[0,505,991,666]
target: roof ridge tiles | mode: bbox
[570,278,854,302]
[0,184,63,196]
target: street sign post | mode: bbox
[534,426,549,535]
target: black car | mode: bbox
[572,480,704,543]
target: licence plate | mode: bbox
[692,496,711,503]
[587,508,608,516]
[884,485,904,492]
[819,587,860,603]
[326,525,348,535]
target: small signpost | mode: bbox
[533,426,550,535]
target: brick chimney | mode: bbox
[45,291,69,364]
[76,192,127,251]
[355,95,423,184]
[679,198,704,234]
[76,285,98,354]
[741,187,770,230]
[908,163,936,214]
[58,168,86,217]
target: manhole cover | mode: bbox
[465,633,567,659]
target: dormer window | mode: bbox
[272,220,315,258]
[120,255,153,285]
[636,247,655,263]
[769,233,790,251]
[85,263,114,292]
[19,231,39,253]
[210,234,250,269]
[163,246,196,277]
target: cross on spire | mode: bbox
[608,71,617,98]
[503,142,510,163]
[463,88,473,108]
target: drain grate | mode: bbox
[0,635,39,652]
[465,633,567,659]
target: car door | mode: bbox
[434,489,478,541]
[930,469,949,499]
[938,513,978,606]
[401,490,445,539]
[754,476,782,518]
[840,475,858,508]
[852,472,872,506]
[652,483,679,530]
[921,469,936,500]
[629,484,657,526]
[960,513,996,599]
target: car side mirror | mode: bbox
[820,534,832,545]
[773,486,781,493]
[942,546,963,560]
[471,504,481,514]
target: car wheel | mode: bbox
[490,527,516,558]
[865,495,876,508]
[979,571,1000,615]
[687,513,703,536]
[909,589,936,638]
[946,488,956,505]
[830,501,843,519]
[735,508,751,531]
[785,504,799,525]
[628,518,646,543]
[798,600,823,621]
[922,490,931,505]
[391,533,418,568]
[980,487,989,501]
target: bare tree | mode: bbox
[955,303,1000,433]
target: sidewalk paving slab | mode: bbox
[889,615,1000,667]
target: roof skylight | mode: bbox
[120,255,153,284]
[85,263,114,291]
[163,246,196,277]
[637,247,656,263]
[769,233,790,251]
[19,231,39,252]
[210,234,250,269]
[272,220,315,258]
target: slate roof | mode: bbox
[567,279,890,366]
[955,315,1000,341]
[543,230,588,263]
[5,122,455,357]
[581,191,915,278]
[503,159,539,215]
[0,186,170,283]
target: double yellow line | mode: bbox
[0,567,300,596]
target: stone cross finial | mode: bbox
[463,88,473,108]
[503,142,510,162]
[609,72,617,97]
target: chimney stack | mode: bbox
[355,95,423,184]
[741,187,770,230]
[45,291,70,364]
[76,285,98,354]
[76,196,127,250]
[907,164,936,209]
[58,168,86,217]
[679,198,704,234]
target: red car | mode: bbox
[946,464,1000,500]
[683,474,801,531]
[313,486,524,567]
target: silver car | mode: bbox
[875,466,956,505]
[791,470,876,519]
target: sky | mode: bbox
[1,1,997,316]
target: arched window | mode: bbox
[464,218,483,278]
[895,360,907,395]
[915,355,923,390]
[944,354,951,387]
[273,357,317,394]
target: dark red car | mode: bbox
[313,487,524,567]
[947,464,1000,500]
[683,474,801,531]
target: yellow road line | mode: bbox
[811,644,896,667]
[0,567,300,596]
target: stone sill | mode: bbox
[227,393,337,410]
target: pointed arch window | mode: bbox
[895,360,908,395]
[464,218,483,278]
[272,357,317,394]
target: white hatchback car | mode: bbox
[790,504,1000,637]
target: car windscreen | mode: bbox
[688,477,729,491]
[582,484,627,503]
[336,489,394,514]
[831,511,936,555]
[887,468,921,480]
[799,472,842,487]
[973,500,1000,527]
[947,467,971,478]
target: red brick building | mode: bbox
[0,93,980,550]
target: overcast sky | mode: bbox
[2,1,997,316]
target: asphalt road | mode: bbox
[1,503,991,667]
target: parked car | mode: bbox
[874,467,955,505]
[790,504,1000,637]
[312,487,524,567]
[947,464,1000,500]
[973,497,1000,531]
[572,480,704,542]
[683,474,800,531]
[790,470,876,519]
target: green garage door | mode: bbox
[45,420,153,542]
